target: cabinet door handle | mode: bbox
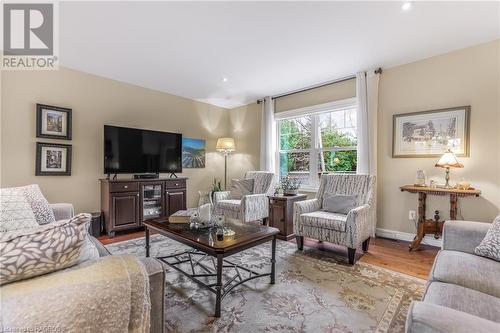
[136,193,139,197]
[124,185,128,189]
[175,183,179,186]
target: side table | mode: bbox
[268,194,308,240]
[400,185,481,251]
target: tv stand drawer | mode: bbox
[110,182,139,193]
[165,179,186,189]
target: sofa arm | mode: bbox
[138,258,165,333]
[406,301,500,333]
[50,203,74,220]
[213,191,231,203]
[442,220,490,254]
[241,193,269,222]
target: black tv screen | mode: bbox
[104,125,182,174]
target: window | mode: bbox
[276,99,357,188]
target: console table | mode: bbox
[400,185,481,251]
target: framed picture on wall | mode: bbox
[182,138,206,168]
[392,106,470,158]
[36,104,72,140]
[36,142,72,176]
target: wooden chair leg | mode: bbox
[362,237,371,252]
[347,247,356,265]
[295,236,304,250]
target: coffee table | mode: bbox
[143,218,279,317]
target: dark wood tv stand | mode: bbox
[100,177,187,237]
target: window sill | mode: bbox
[299,186,318,193]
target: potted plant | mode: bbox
[280,175,301,196]
[210,178,223,202]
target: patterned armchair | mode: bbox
[293,174,376,264]
[214,171,275,223]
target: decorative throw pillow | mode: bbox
[230,179,254,199]
[322,193,358,215]
[0,213,99,285]
[475,216,500,262]
[0,187,38,232]
[19,184,56,225]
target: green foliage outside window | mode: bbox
[279,116,357,175]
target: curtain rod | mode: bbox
[257,68,382,104]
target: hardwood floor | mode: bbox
[98,231,438,280]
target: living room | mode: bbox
[1,1,499,333]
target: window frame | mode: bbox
[275,97,358,190]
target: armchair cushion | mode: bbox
[300,211,347,232]
[429,250,500,298]
[322,194,358,214]
[230,178,254,199]
[216,199,241,213]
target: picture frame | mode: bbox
[36,104,72,140]
[392,106,470,158]
[36,142,72,176]
[182,138,206,168]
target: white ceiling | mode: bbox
[60,1,500,109]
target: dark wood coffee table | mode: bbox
[143,218,279,317]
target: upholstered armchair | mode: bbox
[214,171,275,223]
[293,174,376,264]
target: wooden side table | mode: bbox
[400,185,481,251]
[268,194,308,240]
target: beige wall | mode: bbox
[0,67,241,213]
[226,102,262,182]
[378,40,500,233]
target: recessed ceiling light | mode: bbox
[222,77,228,83]
[401,2,412,11]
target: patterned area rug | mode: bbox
[106,235,425,333]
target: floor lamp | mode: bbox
[216,138,236,189]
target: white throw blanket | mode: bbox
[0,255,150,333]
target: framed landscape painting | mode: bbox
[182,138,206,168]
[36,104,72,140]
[36,142,72,176]
[393,106,470,158]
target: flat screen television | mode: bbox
[104,125,182,175]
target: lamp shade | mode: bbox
[435,149,463,169]
[216,137,236,153]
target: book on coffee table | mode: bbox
[168,209,197,223]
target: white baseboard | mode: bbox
[376,228,442,248]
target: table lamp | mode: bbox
[435,149,463,188]
[216,138,236,189]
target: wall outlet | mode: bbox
[409,210,416,220]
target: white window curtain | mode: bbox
[356,70,380,236]
[260,96,276,172]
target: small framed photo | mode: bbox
[393,106,470,158]
[36,104,72,140]
[36,142,72,176]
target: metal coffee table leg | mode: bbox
[215,254,223,317]
[145,227,150,257]
[271,236,276,284]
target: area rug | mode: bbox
[106,235,425,333]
